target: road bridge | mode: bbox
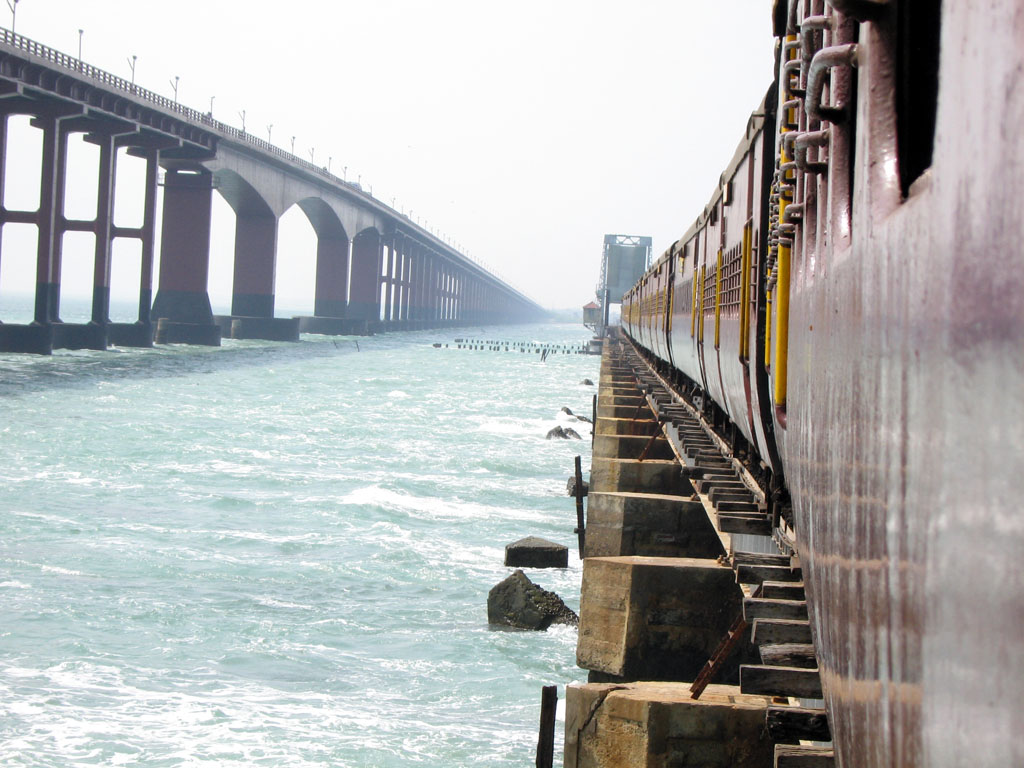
[0,28,544,354]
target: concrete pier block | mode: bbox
[564,682,773,768]
[50,321,107,350]
[590,457,687,495]
[296,316,371,336]
[585,492,724,559]
[213,315,300,342]
[504,536,569,568]
[576,556,751,682]
[597,403,653,420]
[592,434,674,461]
[108,322,153,348]
[154,318,221,346]
[594,417,659,437]
[0,323,53,355]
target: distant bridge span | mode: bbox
[0,28,544,354]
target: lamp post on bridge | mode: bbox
[6,0,18,35]
[290,135,295,154]
[77,28,82,61]
[169,75,179,105]
[209,95,214,117]
[127,55,137,92]
[267,124,273,143]
[238,109,246,133]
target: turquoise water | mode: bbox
[0,307,596,766]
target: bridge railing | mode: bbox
[0,27,541,311]
[0,29,366,192]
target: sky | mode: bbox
[0,1,775,313]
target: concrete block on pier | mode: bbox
[0,323,54,355]
[108,322,153,348]
[585,492,724,559]
[296,316,371,336]
[51,322,107,350]
[504,536,568,568]
[154,318,221,346]
[564,682,773,768]
[592,434,674,461]
[590,457,688,495]
[596,403,653,420]
[213,315,300,342]
[576,556,751,683]
[594,417,659,437]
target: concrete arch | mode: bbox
[213,167,278,317]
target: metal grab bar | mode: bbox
[806,43,859,124]
[795,129,831,174]
[800,15,832,67]
[826,0,891,22]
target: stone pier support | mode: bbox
[231,213,278,318]
[564,683,773,768]
[348,228,381,324]
[151,167,220,345]
[312,233,349,319]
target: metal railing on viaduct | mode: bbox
[0,28,545,354]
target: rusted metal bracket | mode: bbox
[690,583,762,699]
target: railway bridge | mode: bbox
[0,29,544,354]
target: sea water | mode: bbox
[0,301,597,766]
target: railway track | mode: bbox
[611,335,834,767]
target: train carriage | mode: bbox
[617,1,1024,765]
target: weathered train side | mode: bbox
[617,1,1024,765]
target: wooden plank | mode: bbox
[759,643,818,669]
[736,564,803,584]
[774,744,834,768]
[719,514,773,536]
[760,581,805,600]
[709,489,756,503]
[765,706,832,743]
[717,500,761,513]
[743,598,809,622]
[740,664,823,699]
[751,619,813,645]
[733,552,791,567]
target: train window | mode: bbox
[896,0,942,197]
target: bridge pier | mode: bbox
[348,228,382,327]
[151,167,221,346]
[108,141,165,348]
[213,210,300,342]
[0,101,84,354]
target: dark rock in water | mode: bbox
[580,378,594,386]
[563,427,583,440]
[487,570,578,630]
[546,426,568,439]
[505,536,569,568]
[566,475,589,497]
[561,406,592,424]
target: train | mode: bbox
[620,1,1023,766]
